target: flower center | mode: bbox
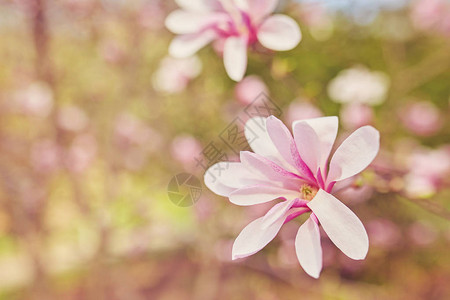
[300,184,318,201]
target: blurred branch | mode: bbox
[398,195,450,221]
[395,43,450,95]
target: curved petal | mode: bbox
[232,212,287,260]
[307,190,369,260]
[234,0,279,21]
[261,199,295,228]
[244,117,287,168]
[229,185,299,206]
[257,15,301,51]
[204,162,258,196]
[240,151,302,189]
[327,126,380,183]
[293,116,338,176]
[223,36,248,81]
[165,10,225,34]
[295,216,322,278]
[169,31,216,58]
[266,116,313,180]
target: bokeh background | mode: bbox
[0,0,449,299]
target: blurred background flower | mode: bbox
[0,0,448,299]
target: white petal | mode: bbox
[240,151,301,189]
[266,116,300,170]
[293,116,338,175]
[204,162,257,196]
[234,0,279,20]
[165,10,225,34]
[257,15,301,51]
[229,185,299,206]
[327,126,380,183]
[295,216,322,278]
[169,31,216,58]
[262,199,295,228]
[308,190,369,260]
[223,36,248,81]
[244,117,292,171]
[232,213,286,260]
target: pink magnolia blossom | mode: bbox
[399,101,443,136]
[165,0,302,81]
[340,103,374,130]
[234,75,269,105]
[170,135,203,171]
[204,115,379,278]
[152,55,202,94]
[285,100,323,125]
[404,146,450,198]
[410,0,450,36]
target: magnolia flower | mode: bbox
[152,55,202,94]
[234,75,269,105]
[340,103,373,130]
[404,146,450,198]
[285,100,323,125]
[165,0,302,81]
[399,101,443,136]
[205,115,379,278]
[327,66,390,106]
[410,0,450,36]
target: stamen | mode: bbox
[300,184,318,201]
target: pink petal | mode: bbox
[266,116,307,176]
[165,10,225,34]
[235,0,279,21]
[295,216,322,278]
[223,36,248,81]
[229,185,299,206]
[204,162,256,196]
[169,31,216,58]
[245,117,289,169]
[308,190,369,260]
[327,126,380,183]
[257,15,302,51]
[293,116,338,176]
[261,199,295,228]
[232,212,286,260]
[240,151,302,189]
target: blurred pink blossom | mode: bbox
[408,221,438,247]
[13,82,53,118]
[30,139,61,174]
[285,100,323,125]
[98,40,125,64]
[404,146,450,198]
[114,113,163,170]
[410,0,450,36]
[65,133,97,174]
[170,135,203,171]
[166,0,302,81]
[340,103,374,130]
[57,105,89,132]
[139,0,166,30]
[399,101,443,136]
[205,115,380,278]
[296,2,334,41]
[327,66,390,105]
[366,219,401,250]
[152,55,202,94]
[335,183,374,206]
[234,75,269,105]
